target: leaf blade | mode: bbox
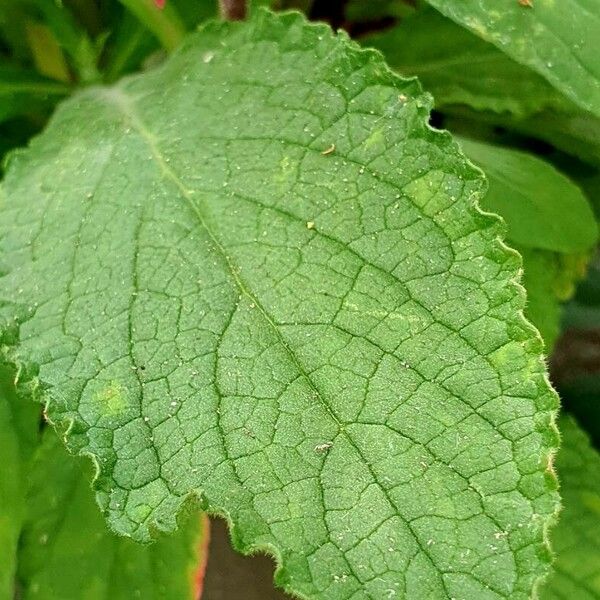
[0,11,559,599]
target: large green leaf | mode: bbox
[0,10,559,599]
[363,8,568,118]
[456,136,598,253]
[17,430,208,600]
[422,0,600,118]
[541,416,600,599]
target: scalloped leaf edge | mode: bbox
[0,9,561,600]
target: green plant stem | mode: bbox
[118,0,186,51]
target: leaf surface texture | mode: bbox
[0,11,558,599]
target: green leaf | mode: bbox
[363,8,568,119]
[0,10,559,599]
[421,0,600,118]
[103,13,158,83]
[515,247,588,352]
[17,429,209,600]
[0,365,40,600]
[456,136,598,253]
[541,416,600,599]
[505,109,600,168]
[0,65,70,124]
[118,0,187,52]
[27,0,101,83]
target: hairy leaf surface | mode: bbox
[541,417,600,599]
[0,11,559,599]
[422,0,600,118]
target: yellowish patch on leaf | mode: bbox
[95,381,128,415]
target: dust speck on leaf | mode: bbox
[314,441,333,453]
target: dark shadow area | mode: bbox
[203,519,292,600]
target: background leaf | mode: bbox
[0,365,40,600]
[516,248,588,352]
[17,430,209,600]
[363,8,569,119]
[421,0,600,118]
[541,416,600,599]
[456,136,598,254]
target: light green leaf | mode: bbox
[456,136,598,253]
[541,416,600,599]
[0,10,559,599]
[363,8,568,118]
[17,430,209,600]
[422,0,600,118]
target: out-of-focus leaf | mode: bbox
[28,0,100,83]
[422,0,600,118]
[494,109,600,169]
[17,430,209,600]
[0,65,70,123]
[457,136,598,253]
[516,247,588,352]
[118,0,186,51]
[103,12,158,82]
[346,0,415,22]
[25,21,71,83]
[364,8,568,118]
[0,365,41,600]
[171,0,217,28]
[541,416,600,599]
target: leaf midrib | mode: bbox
[98,84,466,594]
